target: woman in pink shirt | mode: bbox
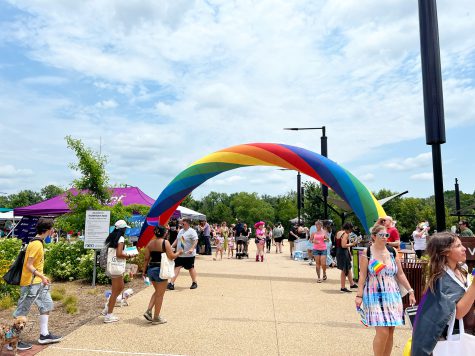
[311,220,328,283]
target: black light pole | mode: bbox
[417,0,446,232]
[455,178,461,222]
[297,172,302,224]
[284,127,328,219]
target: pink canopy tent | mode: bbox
[14,187,156,217]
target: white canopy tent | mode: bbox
[176,206,206,220]
[0,211,22,220]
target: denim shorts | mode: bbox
[14,283,54,317]
[313,249,327,256]
[147,266,165,283]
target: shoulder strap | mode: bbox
[386,245,396,258]
[162,239,166,252]
[366,246,371,258]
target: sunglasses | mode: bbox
[374,233,390,238]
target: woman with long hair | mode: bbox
[411,232,475,355]
[142,225,182,324]
[335,222,358,293]
[311,220,328,283]
[103,220,133,323]
[254,221,266,262]
[355,224,415,356]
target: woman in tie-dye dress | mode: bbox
[355,224,415,356]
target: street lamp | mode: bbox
[283,126,328,219]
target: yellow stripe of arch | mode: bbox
[191,152,275,167]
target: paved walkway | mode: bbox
[37,245,411,356]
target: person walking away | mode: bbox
[272,222,284,254]
[13,218,62,351]
[168,218,199,290]
[335,222,358,293]
[411,232,475,355]
[199,220,212,255]
[355,224,415,356]
[102,220,135,323]
[288,223,299,258]
[265,224,273,253]
[412,222,429,259]
[459,219,474,237]
[254,221,266,262]
[142,225,182,324]
[311,221,328,282]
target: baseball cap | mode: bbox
[115,220,131,229]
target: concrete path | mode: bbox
[38,245,411,356]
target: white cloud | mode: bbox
[0,0,474,198]
[410,172,433,181]
[95,99,118,109]
[384,152,432,171]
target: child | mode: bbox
[227,234,235,259]
[213,234,224,260]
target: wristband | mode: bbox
[32,269,37,276]
[408,289,414,294]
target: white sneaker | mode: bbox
[152,316,167,325]
[101,306,108,316]
[104,314,119,323]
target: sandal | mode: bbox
[317,279,322,283]
[323,274,327,281]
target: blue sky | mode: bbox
[0,0,474,202]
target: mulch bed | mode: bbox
[0,277,147,345]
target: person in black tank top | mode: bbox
[142,225,182,325]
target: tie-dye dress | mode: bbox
[362,247,404,327]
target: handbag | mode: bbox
[159,240,175,279]
[106,247,126,276]
[433,314,475,355]
[3,238,42,285]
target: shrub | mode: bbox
[0,259,20,302]
[62,295,78,314]
[0,238,22,261]
[0,295,15,310]
[44,241,88,281]
[77,248,132,284]
[50,287,65,301]
[129,247,146,273]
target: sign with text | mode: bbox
[84,210,111,249]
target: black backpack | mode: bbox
[98,243,110,269]
[3,238,43,285]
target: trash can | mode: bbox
[401,260,428,310]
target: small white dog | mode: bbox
[101,288,134,315]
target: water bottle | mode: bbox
[144,276,151,286]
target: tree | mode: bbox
[6,190,43,208]
[65,136,110,203]
[41,184,65,200]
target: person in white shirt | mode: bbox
[413,222,429,259]
[168,218,199,290]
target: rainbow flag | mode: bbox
[370,260,386,274]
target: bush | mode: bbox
[129,247,146,273]
[44,241,88,281]
[0,259,20,302]
[0,295,15,310]
[50,287,65,301]
[62,295,78,314]
[0,238,22,261]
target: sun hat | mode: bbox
[115,220,131,229]
[254,221,265,228]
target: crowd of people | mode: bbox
[8,214,475,355]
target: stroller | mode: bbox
[235,235,249,259]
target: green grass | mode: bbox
[50,288,65,301]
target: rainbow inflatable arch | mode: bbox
[138,143,385,247]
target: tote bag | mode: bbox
[106,247,126,276]
[159,252,175,279]
[433,315,475,355]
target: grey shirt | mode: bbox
[176,227,198,257]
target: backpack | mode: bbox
[99,243,110,269]
[2,238,43,285]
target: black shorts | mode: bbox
[274,237,283,243]
[175,256,195,270]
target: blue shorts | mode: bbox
[14,284,54,317]
[313,249,327,256]
[147,266,165,283]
